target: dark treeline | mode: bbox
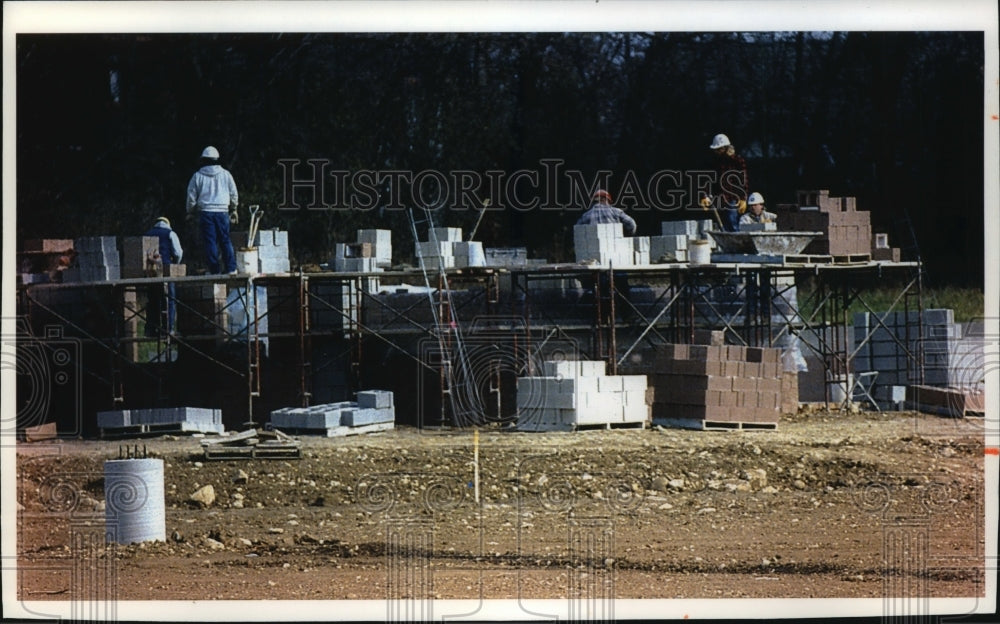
[16,32,984,285]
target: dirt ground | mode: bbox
[14,408,988,607]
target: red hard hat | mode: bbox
[592,189,612,203]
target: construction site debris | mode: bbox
[22,422,58,442]
[200,428,302,460]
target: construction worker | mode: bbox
[699,133,749,232]
[576,189,637,235]
[739,192,778,225]
[144,217,183,336]
[186,146,238,274]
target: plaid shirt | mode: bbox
[702,152,749,206]
[576,203,637,235]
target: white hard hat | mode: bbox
[709,133,731,149]
[201,146,220,159]
[748,192,765,205]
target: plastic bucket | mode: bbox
[689,239,712,265]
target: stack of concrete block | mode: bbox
[310,279,359,334]
[649,341,785,429]
[649,220,716,263]
[357,229,393,268]
[774,190,882,257]
[738,222,777,232]
[231,229,291,273]
[632,236,650,265]
[453,241,486,268]
[264,281,300,333]
[257,229,291,273]
[175,282,228,339]
[96,407,223,434]
[64,237,120,282]
[413,227,486,269]
[516,360,648,431]
[269,390,394,436]
[853,309,983,407]
[650,233,688,263]
[334,242,381,273]
[121,236,161,278]
[573,223,636,267]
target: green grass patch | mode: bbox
[796,285,984,324]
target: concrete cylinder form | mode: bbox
[104,458,166,544]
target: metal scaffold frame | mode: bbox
[14,258,922,433]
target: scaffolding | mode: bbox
[14,258,922,434]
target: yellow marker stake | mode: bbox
[473,429,480,504]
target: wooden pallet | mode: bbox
[653,417,778,431]
[100,422,224,439]
[783,254,833,265]
[574,421,647,431]
[200,428,302,460]
[203,442,302,460]
[831,253,871,264]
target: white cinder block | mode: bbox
[622,403,648,423]
[578,360,607,377]
[452,241,485,267]
[623,390,646,406]
[597,375,624,392]
[429,227,463,242]
[621,375,647,392]
[416,241,452,258]
[357,229,391,247]
[542,360,574,378]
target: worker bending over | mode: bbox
[576,189,637,235]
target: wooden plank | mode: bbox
[23,422,58,442]
[200,429,260,446]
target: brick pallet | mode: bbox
[649,339,787,430]
[774,189,900,259]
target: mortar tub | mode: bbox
[707,231,821,256]
[104,458,166,544]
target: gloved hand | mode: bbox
[737,199,747,214]
[185,212,197,224]
[699,196,712,209]
[229,210,239,225]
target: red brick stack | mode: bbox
[775,190,899,258]
[649,342,784,428]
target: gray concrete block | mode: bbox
[341,407,394,427]
[97,410,130,428]
[357,390,394,409]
